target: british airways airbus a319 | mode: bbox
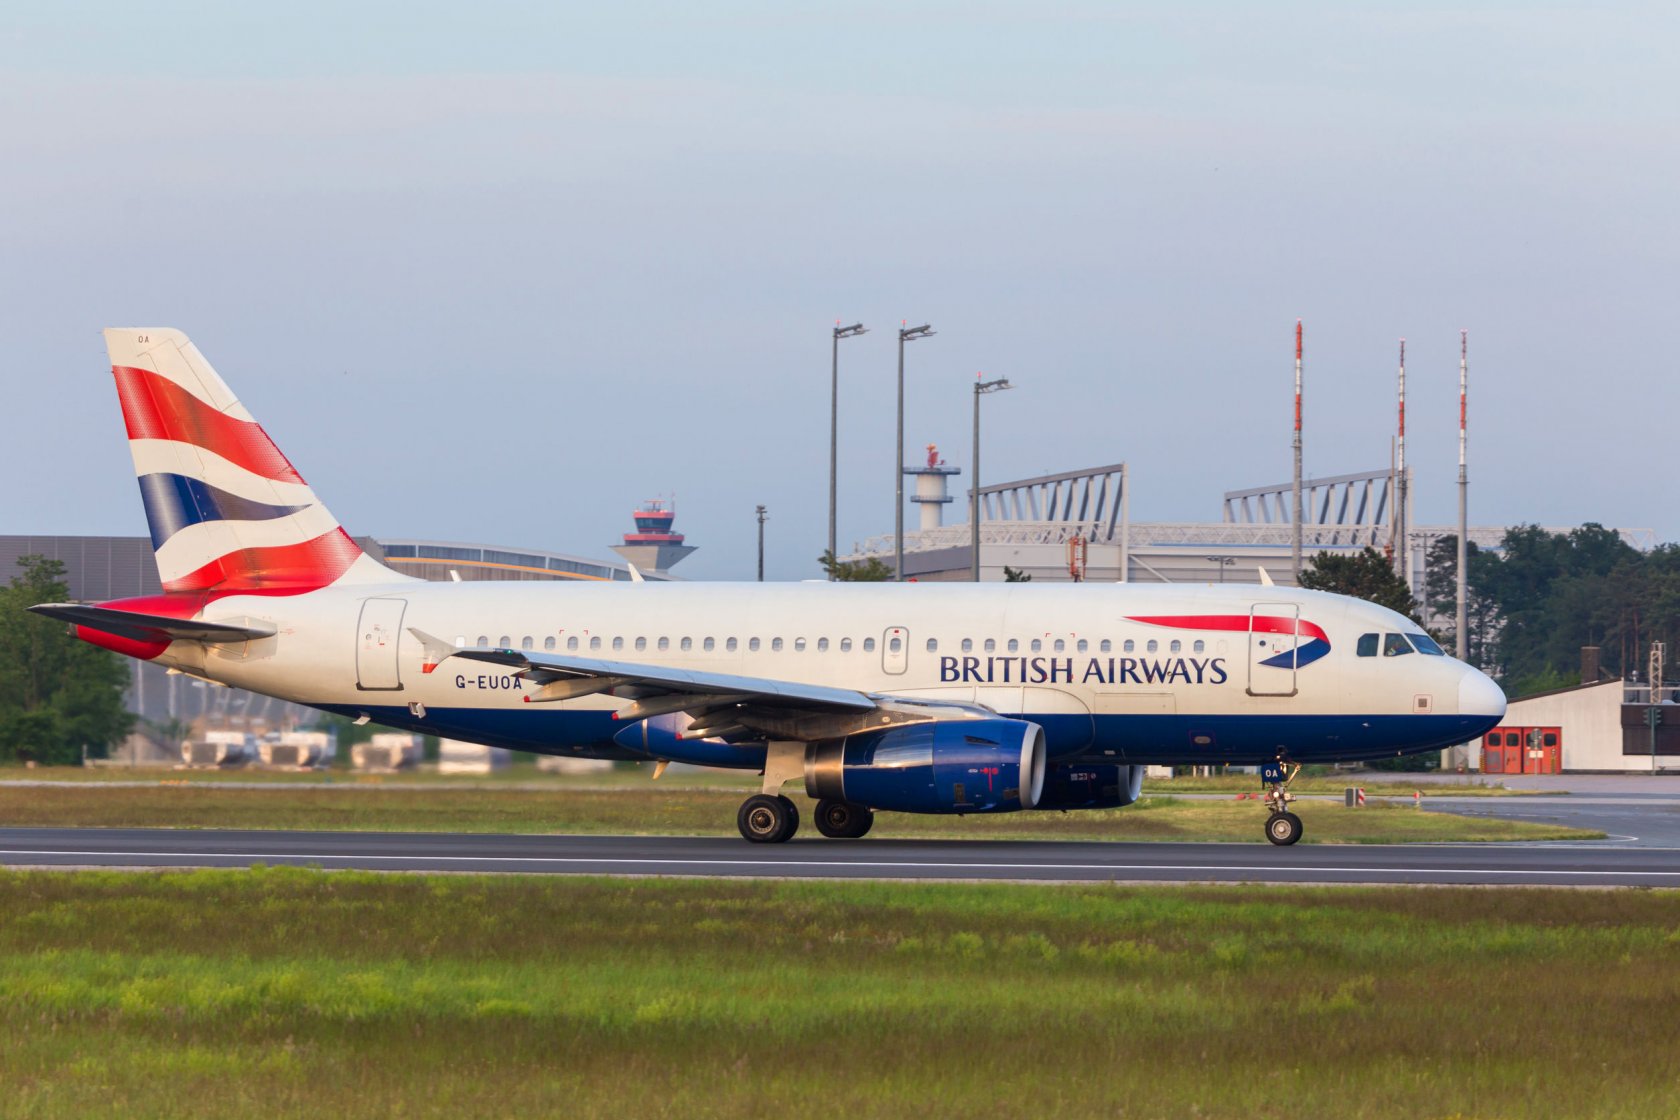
[32,329,1506,845]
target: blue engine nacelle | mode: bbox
[804,718,1047,815]
[1033,763,1145,811]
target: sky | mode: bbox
[2,2,1675,580]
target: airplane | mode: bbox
[31,328,1506,846]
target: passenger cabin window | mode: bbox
[749,638,760,652]
[1076,639,1088,653]
[567,636,579,651]
[794,638,806,652]
[1383,633,1414,657]
[1123,640,1135,653]
[612,637,624,652]
[926,638,937,652]
[1146,640,1158,654]
[1007,639,1019,653]
[1192,640,1204,654]
[498,635,511,648]
[772,638,784,652]
[1357,633,1378,657]
[984,639,996,653]
[1169,640,1181,653]
[863,637,876,652]
[635,637,648,652]
[679,637,691,652]
[1099,640,1111,653]
[817,638,829,652]
[589,636,601,651]
[1031,639,1042,653]
[962,638,973,653]
[723,637,734,652]
[476,636,489,649]
[889,636,902,653]
[543,636,556,651]
[840,638,852,652]
[1408,633,1446,656]
[658,637,670,651]
[1053,639,1065,653]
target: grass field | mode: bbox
[2,869,1678,1119]
[0,783,1600,843]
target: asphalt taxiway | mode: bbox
[3,827,1678,886]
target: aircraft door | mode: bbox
[356,598,407,691]
[882,627,909,675]
[1247,602,1300,697]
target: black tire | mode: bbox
[774,795,801,842]
[1265,811,1303,846]
[815,799,874,839]
[738,794,794,843]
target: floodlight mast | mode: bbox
[828,322,866,579]
[895,323,934,581]
[971,374,1012,581]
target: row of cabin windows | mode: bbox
[1354,632,1446,658]
[468,634,1205,656]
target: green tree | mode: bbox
[1298,547,1419,621]
[0,556,134,764]
[816,549,893,582]
[1423,535,1500,670]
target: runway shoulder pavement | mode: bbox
[3,827,1678,886]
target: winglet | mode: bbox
[1257,567,1275,587]
[406,627,461,674]
[626,563,645,583]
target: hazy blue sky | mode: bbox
[3,2,1674,579]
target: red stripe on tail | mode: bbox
[113,365,305,485]
[163,528,364,594]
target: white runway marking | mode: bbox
[4,848,1680,878]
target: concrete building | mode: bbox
[844,463,1651,600]
[1470,679,1680,774]
[610,498,696,575]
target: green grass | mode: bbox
[0,784,1599,843]
[1,869,1678,1118]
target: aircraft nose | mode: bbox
[1459,668,1506,719]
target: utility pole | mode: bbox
[755,505,767,582]
[1395,339,1409,591]
[971,374,1012,581]
[828,322,866,578]
[894,323,934,580]
[1651,641,1666,772]
[1457,329,1469,661]
[1292,319,1303,582]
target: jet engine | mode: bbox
[1033,763,1145,811]
[803,718,1046,814]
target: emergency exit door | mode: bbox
[882,627,909,675]
[356,598,407,691]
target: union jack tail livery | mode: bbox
[106,328,396,595]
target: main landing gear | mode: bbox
[1262,760,1304,846]
[735,742,875,843]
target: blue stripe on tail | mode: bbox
[137,473,311,550]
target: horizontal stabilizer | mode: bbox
[28,603,276,645]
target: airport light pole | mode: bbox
[971,375,1012,581]
[895,323,935,581]
[828,322,867,579]
[755,505,767,582]
[1205,555,1236,583]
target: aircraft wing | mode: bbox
[29,603,277,645]
[446,643,877,713]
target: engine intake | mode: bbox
[805,718,1047,814]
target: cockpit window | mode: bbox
[1383,633,1414,657]
[1357,633,1378,658]
[1407,633,1445,656]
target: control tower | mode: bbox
[611,498,697,574]
[906,444,961,531]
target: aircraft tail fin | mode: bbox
[103,328,401,594]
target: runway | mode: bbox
[3,827,1678,886]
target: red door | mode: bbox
[1540,727,1562,774]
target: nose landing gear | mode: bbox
[1261,760,1303,845]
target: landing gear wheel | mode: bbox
[1265,811,1303,846]
[738,794,799,843]
[814,799,874,839]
